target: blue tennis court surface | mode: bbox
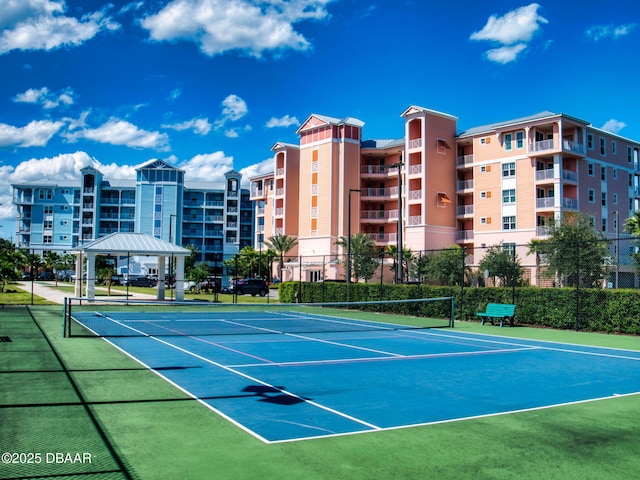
[92,317,640,443]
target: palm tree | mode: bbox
[336,233,379,282]
[264,234,298,281]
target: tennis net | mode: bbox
[63,296,455,338]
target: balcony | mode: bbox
[537,226,551,236]
[563,197,578,210]
[456,154,474,168]
[362,210,395,222]
[408,164,422,176]
[536,197,555,209]
[408,138,422,149]
[408,215,422,226]
[408,190,422,201]
[456,205,474,216]
[456,230,474,242]
[457,179,474,191]
[368,233,397,244]
[361,187,399,199]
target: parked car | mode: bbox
[229,278,269,296]
[124,276,157,287]
[37,271,55,281]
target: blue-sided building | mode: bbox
[12,159,253,277]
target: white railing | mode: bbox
[537,226,551,236]
[311,162,318,172]
[276,188,285,196]
[457,179,474,190]
[531,139,555,151]
[562,139,585,154]
[408,164,422,175]
[275,207,284,216]
[536,169,555,181]
[409,138,422,149]
[409,190,422,200]
[276,168,285,176]
[409,215,422,226]
[456,205,474,215]
[456,154,474,166]
[536,197,555,208]
[456,231,473,241]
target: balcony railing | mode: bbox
[457,179,474,190]
[456,154,474,167]
[530,139,555,152]
[537,226,551,236]
[408,164,422,175]
[368,233,397,243]
[536,197,555,208]
[361,187,399,198]
[562,139,586,154]
[456,205,474,216]
[408,215,422,226]
[408,190,422,200]
[563,197,578,210]
[409,138,422,149]
[456,231,473,241]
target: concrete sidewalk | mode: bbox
[16,281,159,304]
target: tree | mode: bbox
[264,234,298,281]
[336,233,379,282]
[188,262,211,286]
[0,240,24,291]
[623,211,640,272]
[223,246,265,279]
[478,243,525,287]
[414,246,468,286]
[529,213,609,288]
[385,245,414,283]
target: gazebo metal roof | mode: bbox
[74,233,191,256]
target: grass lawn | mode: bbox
[0,285,56,305]
[3,306,640,480]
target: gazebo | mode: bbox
[72,233,192,301]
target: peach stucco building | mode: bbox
[251,105,640,285]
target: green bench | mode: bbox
[477,303,516,327]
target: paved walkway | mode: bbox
[16,281,158,304]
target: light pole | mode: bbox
[347,189,360,284]
[614,210,619,288]
[388,162,404,283]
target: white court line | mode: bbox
[92,313,382,437]
[412,329,640,362]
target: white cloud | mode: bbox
[65,118,171,151]
[266,114,300,128]
[239,157,274,186]
[13,86,75,109]
[0,119,64,148]
[600,119,627,134]
[585,23,637,41]
[178,151,235,186]
[0,0,120,55]
[162,118,212,135]
[139,0,332,58]
[214,94,249,134]
[470,3,547,64]
[8,151,94,184]
[168,88,183,102]
[484,44,527,64]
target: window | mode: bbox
[587,133,594,150]
[588,215,596,227]
[502,243,516,255]
[600,137,606,155]
[516,131,524,149]
[588,189,595,203]
[612,141,617,155]
[502,189,516,204]
[613,193,618,205]
[480,165,491,173]
[601,166,606,181]
[588,162,594,176]
[629,146,634,164]
[630,173,633,187]
[43,235,52,244]
[480,191,491,199]
[602,218,607,232]
[502,162,515,177]
[436,138,451,154]
[602,192,607,206]
[502,216,516,230]
[613,168,617,180]
[44,220,53,229]
[504,133,512,151]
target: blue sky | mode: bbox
[1,0,639,241]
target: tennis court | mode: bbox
[64,298,640,443]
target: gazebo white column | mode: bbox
[175,256,185,302]
[157,255,166,300]
[74,252,83,297]
[86,253,96,299]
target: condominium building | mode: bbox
[12,159,253,275]
[251,105,640,285]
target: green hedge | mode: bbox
[279,282,640,335]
